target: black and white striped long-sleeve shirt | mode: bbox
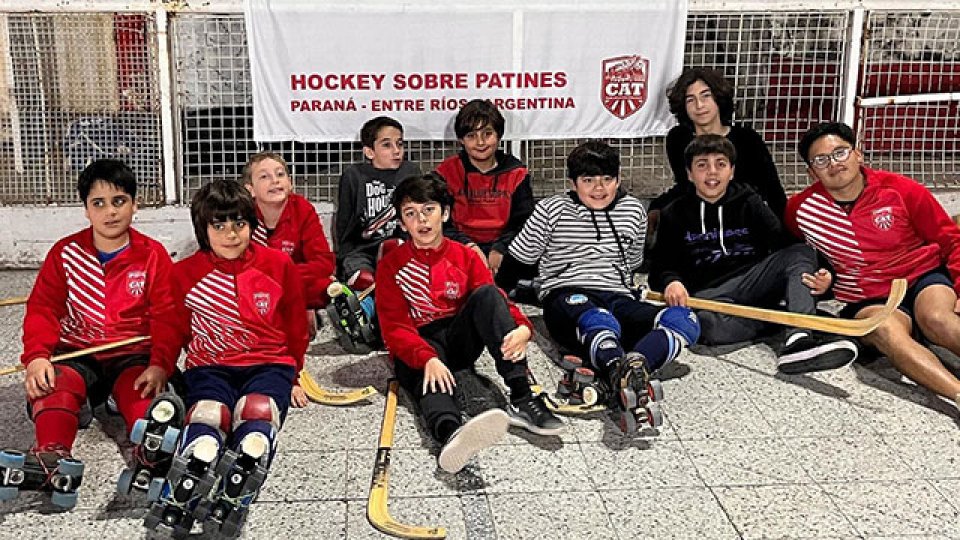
[508,192,646,298]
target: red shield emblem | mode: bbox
[444,281,460,300]
[872,207,894,230]
[126,270,146,297]
[281,240,295,255]
[253,292,272,315]
[601,55,649,119]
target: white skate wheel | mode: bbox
[327,282,344,297]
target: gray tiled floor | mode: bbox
[1,269,960,539]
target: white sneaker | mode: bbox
[437,409,509,474]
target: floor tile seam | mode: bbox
[817,476,949,538]
[926,477,960,514]
[461,492,498,540]
[703,484,747,539]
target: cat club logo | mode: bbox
[280,240,295,255]
[443,281,461,299]
[872,207,894,230]
[601,54,649,119]
[126,270,146,296]
[253,292,272,315]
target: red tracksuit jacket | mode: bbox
[251,193,335,309]
[21,227,178,374]
[168,244,308,373]
[375,238,532,370]
[785,166,960,303]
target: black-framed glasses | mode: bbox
[809,147,853,169]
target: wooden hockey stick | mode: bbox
[297,370,376,406]
[0,295,27,307]
[643,278,907,337]
[367,380,447,539]
[0,335,150,376]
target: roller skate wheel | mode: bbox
[620,387,639,410]
[647,379,665,402]
[147,477,165,502]
[645,401,664,428]
[558,354,583,371]
[50,489,78,508]
[0,486,19,501]
[117,468,135,495]
[130,418,149,445]
[161,426,181,454]
[0,450,26,469]
[151,400,178,424]
[326,282,344,297]
[572,367,595,385]
[581,385,600,407]
[618,410,638,434]
[58,458,84,477]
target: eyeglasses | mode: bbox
[577,175,618,187]
[401,203,440,221]
[809,147,853,169]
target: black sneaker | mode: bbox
[507,394,564,436]
[777,332,858,374]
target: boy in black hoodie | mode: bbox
[649,134,857,374]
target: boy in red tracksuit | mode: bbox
[243,151,335,405]
[13,159,182,507]
[376,173,562,475]
[435,99,535,282]
[145,180,308,538]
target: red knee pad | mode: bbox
[232,394,280,432]
[186,400,232,438]
[348,269,375,292]
[378,238,404,261]
[30,365,87,420]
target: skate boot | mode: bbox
[118,393,185,497]
[0,443,84,509]
[609,352,665,434]
[198,433,270,539]
[144,436,220,539]
[326,281,380,354]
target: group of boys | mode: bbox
[7,90,960,537]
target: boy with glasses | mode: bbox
[786,121,960,410]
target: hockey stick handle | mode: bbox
[1,335,150,377]
[0,296,27,307]
[642,278,907,337]
[327,282,376,302]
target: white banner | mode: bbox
[246,1,686,142]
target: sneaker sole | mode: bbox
[438,409,509,474]
[777,340,858,374]
[507,413,564,437]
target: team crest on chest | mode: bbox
[872,207,894,230]
[126,270,146,296]
[280,240,295,255]
[443,281,461,299]
[253,292,272,315]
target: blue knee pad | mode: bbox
[576,307,621,342]
[654,306,700,346]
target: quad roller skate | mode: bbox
[611,352,665,434]
[326,281,380,354]
[144,437,220,539]
[0,444,84,508]
[198,434,270,539]
[118,393,185,497]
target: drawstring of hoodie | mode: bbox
[700,200,728,255]
[603,209,631,289]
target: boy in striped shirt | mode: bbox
[507,141,700,433]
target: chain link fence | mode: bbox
[0,7,958,204]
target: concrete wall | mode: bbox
[4,193,960,269]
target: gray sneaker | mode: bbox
[507,394,565,436]
[437,409,509,474]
